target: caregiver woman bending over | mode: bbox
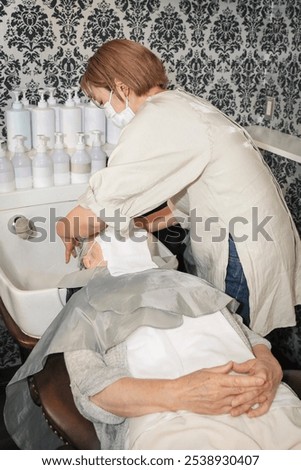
[56,39,300,336]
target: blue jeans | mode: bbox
[225,237,250,326]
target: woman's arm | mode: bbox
[89,362,265,418]
[134,205,177,233]
[57,203,176,263]
[65,346,272,421]
[56,205,106,263]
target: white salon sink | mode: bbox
[0,185,86,337]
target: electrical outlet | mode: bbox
[265,96,275,120]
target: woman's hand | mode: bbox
[63,238,79,264]
[56,218,79,263]
[82,240,107,269]
[56,205,106,263]
[230,345,283,418]
[171,362,265,416]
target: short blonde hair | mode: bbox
[81,39,168,100]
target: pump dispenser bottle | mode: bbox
[72,87,81,105]
[47,87,61,132]
[71,132,91,184]
[106,118,121,146]
[31,89,55,150]
[0,140,15,193]
[5,90,32,152]
[90,130,106,174]
[51,132,70,186]
[12,135,32,190]
[32,135,54,188]
[84,100,106,147]
[60,88,82,152]
[73,86,86,133]
[21,88,33,110]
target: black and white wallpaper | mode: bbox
[0,1,300,366]
[0,1,300,135]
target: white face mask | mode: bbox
[103,91,135,128]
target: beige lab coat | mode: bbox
[79,89,300,336]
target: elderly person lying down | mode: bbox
[4,230,301,450]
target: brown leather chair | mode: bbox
[28,353,100,450]
[0,297,99,449]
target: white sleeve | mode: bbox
[79,98,210,233]
[233,313,271,350]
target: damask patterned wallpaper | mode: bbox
[0,1,299,224]
[0,0,300,136]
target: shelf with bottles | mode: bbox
[0,131,110,210]
[5,87,121,153]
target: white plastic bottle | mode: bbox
[72,86,86,132]
[47,87,61,132]
[5,90,32,152]
[51,132,70,186]
[11,135,32,190]
[60,89,82,152]
[31,89,55,150]
[32,135,54,188]
[106,117,121,146]
[84,100,106,146]
[90,130,107,174]
[71,132,91,184]
[0,140,15,193]
[21,88,34,110]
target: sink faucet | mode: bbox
[8,215,37,240]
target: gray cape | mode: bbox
[4,267,240,449]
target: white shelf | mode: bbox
[245,125,301,164]
[0,184,87,211]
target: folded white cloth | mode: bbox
[97,227,158,276]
